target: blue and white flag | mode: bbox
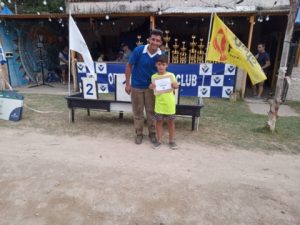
[69,15,96,79]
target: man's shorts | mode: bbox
[154,113,176,121]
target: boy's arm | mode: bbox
[171,74,179,89]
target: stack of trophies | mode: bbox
[136,30,206,64]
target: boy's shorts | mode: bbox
[154,113,176,121]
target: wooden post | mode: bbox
[0,38,11,90]
[271,33,283,90]
[150,15,155,30]
[267,0,298,131]
[70,50,77,91]
[241,15,255,98]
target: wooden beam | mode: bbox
[150,15,155,30]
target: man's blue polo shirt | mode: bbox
[128,44,162,89]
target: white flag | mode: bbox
[69,15,96,78]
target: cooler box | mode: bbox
[0,91,24,121]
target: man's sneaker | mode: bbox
[152,142,161,150]
[135,135,143,144]
[169,142,178,150]
[149,133,157,144]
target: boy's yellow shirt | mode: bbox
[151,72,177,115]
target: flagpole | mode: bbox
[198,12,214,107]
[68,10,71,96]
[205,12,214,63]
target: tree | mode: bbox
[267,0,299,132]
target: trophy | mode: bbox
[136,35,143,46]
[189,35,197,64]
[163,30,171,63]
[197,38,205,63]
[180,41,187,64]
[171,38,180,64]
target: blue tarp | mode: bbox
[0,6,13,15]
[296,5,300,24]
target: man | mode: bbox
[125,29,163,144]
[253,43,271,98]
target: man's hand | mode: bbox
[125,84,131,95]
[149,83,156,90]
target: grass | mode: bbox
[1,94,300,153]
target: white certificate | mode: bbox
[153,75,173,95]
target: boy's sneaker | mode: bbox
[135,134,143,145]
[169,142,178,150]
[152,142,161,150]
[149,133,157,144]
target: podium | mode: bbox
[0,91,24,121]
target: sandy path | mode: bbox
[0,128,300,225]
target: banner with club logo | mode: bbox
[77,62,236,98]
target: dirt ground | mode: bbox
[0,127,300,225]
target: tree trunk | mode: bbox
[267,0,298,132]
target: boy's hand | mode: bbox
[172,82,179,89]
[149,83,156,90]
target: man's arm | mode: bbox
[125,63,132,94]
[262,60,271,69]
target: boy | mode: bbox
[149,55,179,150]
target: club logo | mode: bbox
[214,76,221,84]
[98,64,104,72]
[100,85,106,92]
[225,88,232,96]
[78,64,84,71]
[202,64,209,73]
[202,88,208,95]
[213,28,228,61]
[228,65,235,73]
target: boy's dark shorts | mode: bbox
[154,113,176,121]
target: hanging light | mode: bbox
[265,15,270,21]
[105,14,109,20]
[158,8,162,15]
[184,0,188,3]
[112,21,115,25]
[130,21,134,26]
[43,0,47,6]
[185,20,189,24]
[48,17,52,22]
[59,6,64,11]
[8,0,12,3]
[100,22,103,26]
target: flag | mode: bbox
[207,14,267,85]
[69,15,96,78]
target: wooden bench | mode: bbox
[65,93,203,131]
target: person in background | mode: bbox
[125,29,163,145]
[121,45,132,62]
[58,46,68,85]
[252,43,271,98]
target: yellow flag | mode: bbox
[207,14,267,85]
